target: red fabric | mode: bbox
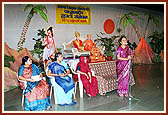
[88,60,116,64]
[74,56,98,97]
[21,65,49,102]
[19,65,32,90]
[73,39,84,50]
[19,82,25,90]
[25,80,50,102]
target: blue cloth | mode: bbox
[77,65,80,71]
[24,96,51,111]
[58,101,77,106]
[48,61,74,93]
[24,81,40,95]
[61,60,69,70]
[18,64,41,95]
[48,61,75,105]
[18,64,40,76]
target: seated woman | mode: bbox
[89,42,105,62]
[18,56,51,111]
[74,56,99,97]
[73,32,85,51]
[47,52,76,106]
[84,34,94,51]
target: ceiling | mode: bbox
[125,4,164,12]
[95,4,164,13]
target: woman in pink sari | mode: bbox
[74,56,99,97]
[116,36,133,97]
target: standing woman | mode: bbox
[18,56,51,111]
[42,26,58,70]
[116,36,133,97]
[74,56,99,97]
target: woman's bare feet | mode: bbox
[125,94,129,97]
[46,106,50,110]
[119,94,124,97]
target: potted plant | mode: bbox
[30,28,47,60]
[95,32,119,60]
[148,31,164,55]
[148,31,164,63]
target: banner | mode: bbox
[56,4,91,24]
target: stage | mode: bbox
[4,63,164,112]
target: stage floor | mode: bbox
[3,63,164,112]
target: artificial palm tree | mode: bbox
[144,14,159,39]
[17,4,48,51]
[119,12,141,41]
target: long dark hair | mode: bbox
[47,26,53,37]
[22,56,29,65]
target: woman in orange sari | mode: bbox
[73,32,84,51]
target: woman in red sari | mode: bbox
[74,56,98,97]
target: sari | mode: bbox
[116,46,133,96]
[74,56,98,97]
[18,64,51,111]
[48,61,75,105]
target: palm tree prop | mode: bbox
[119,12,141,41]
[144,14,159,39]
[17,4,48,52]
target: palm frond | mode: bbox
[38,8,48,22]
[126,15,135,25]
[24,4,33,11]
[33,7,38,14]
[119,16,124,24]
[37,5,48,13]
[128,12,139,16]
[123,17,127,28]
[152,16,159,26]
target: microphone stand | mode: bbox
[128,46,141,104]
[118,45,141,111]
[128,46,133,101]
